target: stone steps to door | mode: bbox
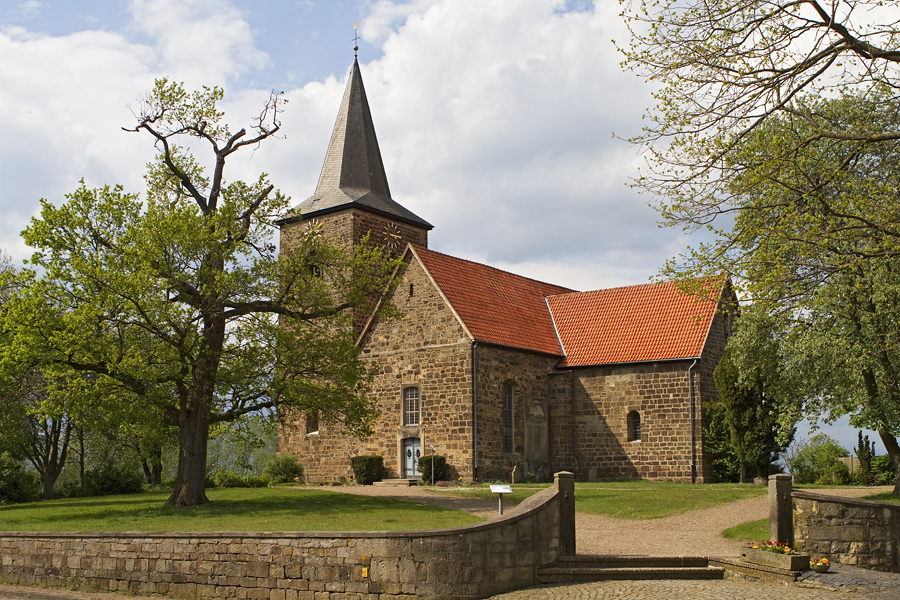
[372,478,419,487]
[537,555,725,583]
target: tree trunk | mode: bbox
[40,468,63,500]
[877,428,900,496]
[167,400,210,506]
[141,445,163,485]
[77,426,85,489]
[166,244,226,507]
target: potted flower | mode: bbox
[811,557,830,573]
[741,541,810,571]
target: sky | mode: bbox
[0,0,884,456]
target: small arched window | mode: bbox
[627,411,641,442]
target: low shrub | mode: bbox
[417,454,446,485]
[85,465,145,496]
[59,464,146,498]
[872,454,897,486]
[211,468,270,488]
[264,453,304,484]
[0,452,39,504]
[351,455,384,485]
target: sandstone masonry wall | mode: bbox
[278,254,474,482]
[793,490,900,573]
[473,345,561,482]
[0,482,570,600]
[567,361,699,482]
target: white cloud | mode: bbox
[0,26,156,258]
[0,0,682,294]
[0,0,273,265]
[347,0,662,290]
[18,1,41,20]
[128,0,269,86]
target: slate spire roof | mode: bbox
[284,59,432,229]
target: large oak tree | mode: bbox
[0,80,397,506]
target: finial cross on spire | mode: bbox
[353,21,360,56]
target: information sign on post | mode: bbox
[490,484,512,515]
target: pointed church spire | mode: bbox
[315,58,391,198]
[286,59,432,230]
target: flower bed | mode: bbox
[741,543,810,571]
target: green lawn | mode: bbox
[722,518,768,542]
[0,488,483,532]
[573,482,766,519]
[429,481,767,519]
[863,492,900,504]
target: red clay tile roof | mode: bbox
[412,246,574,356]
[546,280,721,367]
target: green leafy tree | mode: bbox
[0,80,397,506]
[619,2,900,493]
[619,0,900,237]
[855,431,876,484]
[637,87,900,494]
[786,434,851,484]
[702,400,740,482]
[714,342,789,482]
[0,368,75,500]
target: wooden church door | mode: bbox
[402,438,420,478]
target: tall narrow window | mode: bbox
[502,383,513,453]
[627,410,641,442]
[403,387,420,426]
[306,411,319,434]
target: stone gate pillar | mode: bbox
[555,471,575,556]
[769,473,793,545]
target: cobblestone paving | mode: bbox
[487,564,900,600]
[488,578,869,600]
[794,564,900,599]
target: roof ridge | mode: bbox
[412,245,577,294]
[547,279,672,299]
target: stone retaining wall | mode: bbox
[0,474,574,600]
[793,490,900,573]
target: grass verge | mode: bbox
[862,492,900,504]
[722,518,768,542]
[0,487,483,532]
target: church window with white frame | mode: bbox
[403,387,420,426]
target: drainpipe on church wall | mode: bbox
[472,340,478,482]
[688,358,698,483]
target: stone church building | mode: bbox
[276,60,735,484]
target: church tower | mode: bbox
[279,58,432,255]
